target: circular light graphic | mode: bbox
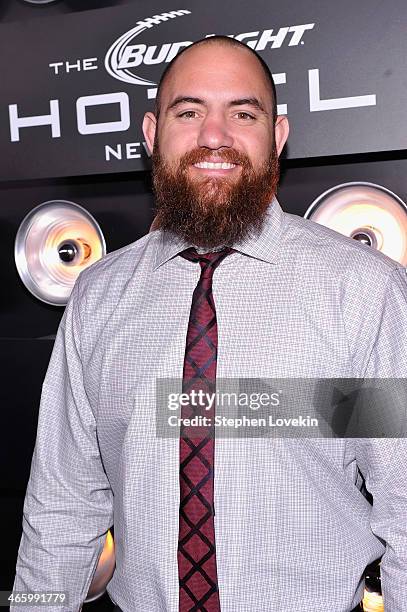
[362,589,384,612]
[304,182,407,266]
[362,560,383,612]
[23,0,59,4]
[15,200,106,306]
[85,530,116,602]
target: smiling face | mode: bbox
[143,41,289,248]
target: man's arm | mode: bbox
[11,274,114,612]
[355,266,407,612]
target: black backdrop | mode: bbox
[2,0,407,180]
[1,1,407,610]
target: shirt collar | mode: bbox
[153,197,285,270]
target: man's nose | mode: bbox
[196,113,234,149]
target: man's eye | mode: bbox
[178,111,198,119]
[236,112,255,120]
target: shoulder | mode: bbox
[282,210,403,284]
[281,211,407,374]
[73,230,160,306]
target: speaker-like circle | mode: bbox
[304,182,407,266]
[85,530,116,603]
[15,200,106,306]
[22,0,59,5]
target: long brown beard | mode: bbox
[151,144,280,249]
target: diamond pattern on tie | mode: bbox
[178,247,233,612]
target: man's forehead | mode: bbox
[161,44,272,107]
[169,43,264,81]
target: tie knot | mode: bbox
[179,247,234,277]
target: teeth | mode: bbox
[194,162,236,169]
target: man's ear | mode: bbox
[142,112,157,155]
[274,115,289,157]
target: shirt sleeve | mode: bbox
[355,266,407,612]
[11,273,114,612]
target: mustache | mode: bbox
[177,148,252,171]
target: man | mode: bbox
[12,36,407,612]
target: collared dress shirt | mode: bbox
[12,198,407,612]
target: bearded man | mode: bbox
[12,36,407,612]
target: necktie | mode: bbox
[178,247,233,612]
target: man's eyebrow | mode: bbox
[166,96,205,112]
[166,96,267,114]
[229,98,267,113]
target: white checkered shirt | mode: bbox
[12,198,407,611]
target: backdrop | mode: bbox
[0,0,406,180]
[1,1,406,610]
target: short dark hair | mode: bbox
[154,35,277,123]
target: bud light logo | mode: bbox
[104,10,192,86]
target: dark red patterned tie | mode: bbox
[178,247,233,612]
